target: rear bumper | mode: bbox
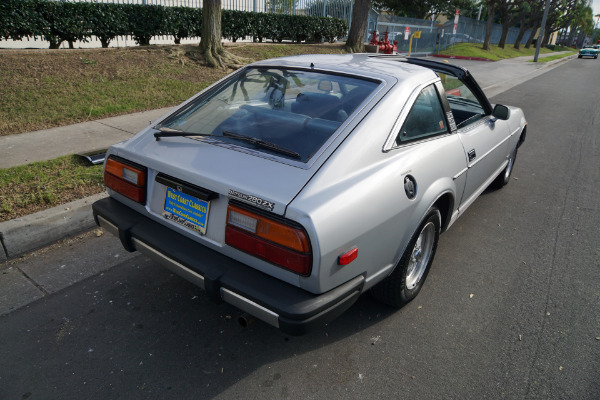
[92,197,365,335]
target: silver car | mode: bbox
[93,54,527,335]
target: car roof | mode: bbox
[249,53,437,86]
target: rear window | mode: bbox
[158,67,379,162]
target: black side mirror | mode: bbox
[492,104,510,120]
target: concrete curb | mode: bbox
[0,192,108,262]
[478,53,577,99]
[432,54,493,61]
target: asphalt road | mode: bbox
[1,57,599,400]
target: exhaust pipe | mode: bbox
[238,313,257,328]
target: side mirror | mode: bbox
[492,104,510,120]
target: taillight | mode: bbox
[225,204,312,275]
[104,156,147,203]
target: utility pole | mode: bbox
[533,0,551,62]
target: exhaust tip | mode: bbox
[238,313,257,328]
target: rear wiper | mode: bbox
[222,130,301,159]
[154,127,214,141]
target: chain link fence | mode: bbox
[371,14,534,56]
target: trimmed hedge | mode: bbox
[0,0,347,49]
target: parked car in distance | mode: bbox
[579,46,598,59]
[447,33,483,44]
[92,54,527,335]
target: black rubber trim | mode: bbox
[92,197,365,335]
[403,57,493,115]
[155,173,219,201]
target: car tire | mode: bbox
[371,207,441,308]
[578,55,582,58]
[491,143,518,189]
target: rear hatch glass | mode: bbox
[156,67,379,163]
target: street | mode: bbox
[1,57,599,399]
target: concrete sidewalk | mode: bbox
[0,51,577,263]
[0,107,173,169]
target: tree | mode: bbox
[199,0,247,69]
[373,0,475,19]
[482,0,498,50]
[561,0,593,46]
[496,0,523,48]
[345,0,371,52]
[523,0,547,48]
[535,0,583,47]
[513,0,543,50]
[89,3,129,48]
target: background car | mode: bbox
[578,46,598,59]
[93,54,527,335]
[446,33,483,45]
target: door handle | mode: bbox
[468,149,476,162]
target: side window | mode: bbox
[439,73,486,128]
[396,84,448,145]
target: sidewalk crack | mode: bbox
[17,267,50,296]
[94,121,137,135]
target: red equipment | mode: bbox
[369,31,398,54]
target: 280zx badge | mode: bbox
[228,190,275,211]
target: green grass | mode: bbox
[528,52,577,63]
[0,50,220,136]
[438,42,560,61]
[0,155,105,222]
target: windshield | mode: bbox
[157,67,379,162]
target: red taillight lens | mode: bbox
[225,204,312,275]
[104,156,147,203]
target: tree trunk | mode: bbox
[199,0,247,69]
[566,24,576,46]
[498,24,510,48]
[576,30,585,47]
[482,2,495,51]
[345,0,371,53]
[100,37,111,48]
[513,24,527,50]
[48,40,62,49]
[542,29,552,47]
[525,24,537,48]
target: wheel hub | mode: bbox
[405,222,435,290]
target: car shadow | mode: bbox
[0,253,399,399]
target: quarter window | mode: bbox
[396,85,448,145]
[439,73,486,128]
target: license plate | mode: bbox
[163,187,210,235]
